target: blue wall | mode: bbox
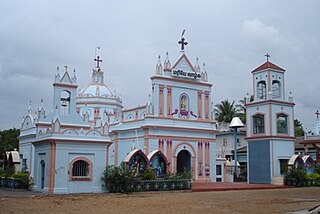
[248,140,270,184]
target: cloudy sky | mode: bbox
[0,0,319,131]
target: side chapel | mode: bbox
[19,37,218,194]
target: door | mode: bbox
[177,150,191,174]
[40,160,45,189]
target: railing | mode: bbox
[0,177,29,189]
[132,179,192,192]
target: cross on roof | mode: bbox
[178,37,188,51]
[64,65,68,71]
[265,53,270,62]
[94,56,103,68]
[316,110,320,119]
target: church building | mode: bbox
[19,37,218,194]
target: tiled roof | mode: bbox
[252,61,285,73]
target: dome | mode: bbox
[79,83,114,98]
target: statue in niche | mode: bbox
[180,97,186,110]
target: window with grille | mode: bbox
[253,114,265,134]
[71,160,90,180]
[277,114,288,134]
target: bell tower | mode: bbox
[245,54,295,184]
[53,65,78,116]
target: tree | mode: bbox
[237,95,254,124]
[0,128,20,160]
[214,100,239,123]
[294,119,304,137]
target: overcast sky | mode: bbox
[0,0,319,131]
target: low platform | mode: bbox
[192,182,292,192]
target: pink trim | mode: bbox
[205,142,210,178]
[198,142,203,177]
[171,53,195,72]
[250,112,266,137]
[150,76,213,87]
[197,91,202,119]
[246,135,295,140]
[29,145,33,174]
[204,91,209,119]
[275,111,291,136]
[245,99,295,107]
[122,105,147,113]
[269,104,272,135]
[167,87,172,116]
[173,142,196,179]
[53,82,77,88]
[144,115,216,124]
[144,129,149,154]
[69,157,93,182]
[114,133,119,166]
[166,140,172,174]
[159,85,164,115]
[48,141,56,194]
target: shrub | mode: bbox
[141,168,156,180]
[102,164,135,193]
[285,166,306,187]
[12,172,29,188]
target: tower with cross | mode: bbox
[245,54,295,184]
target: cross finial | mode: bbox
[265,53,270,62]
[94,56,103,68]
[178,29,188,51]
[64,65,68,71]
[315,110,320,119]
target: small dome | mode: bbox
[79,83,113,98]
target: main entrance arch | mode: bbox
[177,150,191,174]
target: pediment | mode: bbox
[60,71,73,84]
[171,53,195,73]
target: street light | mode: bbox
[229,117,244,179]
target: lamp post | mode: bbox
[229,117,244,179]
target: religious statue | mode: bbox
[180,98,186,110]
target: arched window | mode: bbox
[60,90,71,115]
[253,114,264,134]
[277,113,288,134]
[272,80,281,99]
[257,81,266,100]
[70,159,92,181]
[179,94,189,111]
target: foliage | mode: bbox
[141,168,156,180]
[102,164,135,193]
[12,172,29,188]
[1,166,15,177]
[0,128,20,160]
[164,171,192,180]
[294,119,304,137]
[304,173,320,180]
[214,100,239,123]
[237,95,254,124]
[284,166,306,187]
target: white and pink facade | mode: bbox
[19,45,218,194]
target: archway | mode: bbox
[148,150,168,177]
[177,150,191,174]
[123,149,148,175]
[40,160,45,189]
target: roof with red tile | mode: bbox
[252,61,285,73]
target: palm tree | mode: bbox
[214,100,238,123]
[237,95,254,124]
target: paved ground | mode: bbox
[0,187,319,213]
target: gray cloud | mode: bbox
[0,0,319,131]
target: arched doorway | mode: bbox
[177,150,191,174]
[148,150,168,178]
[40,160,45,189]
[123,149,148,175]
